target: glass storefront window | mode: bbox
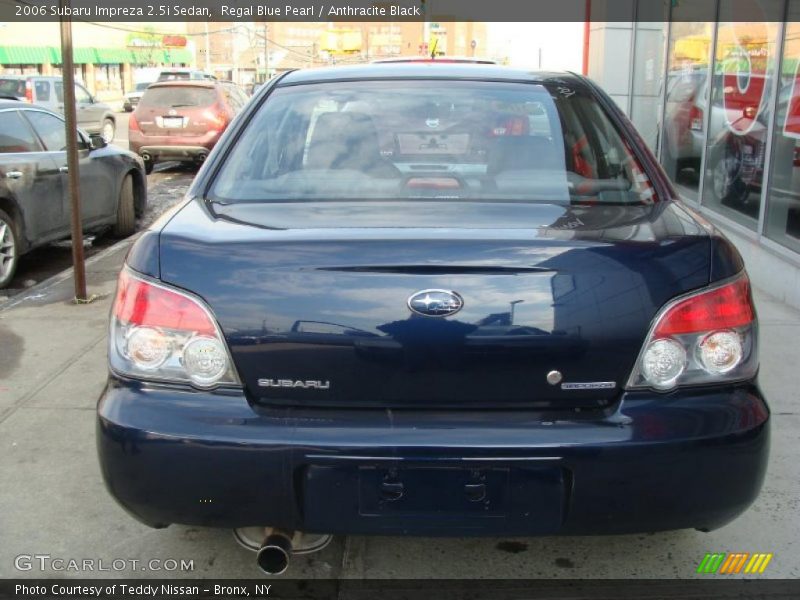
[660,7,716,201]
[765,5,800,252]
[700,0,783,229]
[630,19,667,152]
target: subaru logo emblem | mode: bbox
[407,289,464,318]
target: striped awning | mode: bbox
[95,48,132,64]
[129,49,160,64]
[48,47,97,64]
[0,46,50,65]
[0,45,193,66]
[161,48,193,64]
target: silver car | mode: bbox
[0,75,117,143]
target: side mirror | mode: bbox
[89,134,107,150]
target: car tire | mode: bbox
[112,175,136,238]
[0,208,21,290]
[710,147,748,205]
[101,118,116,143]
[143,159,154,175]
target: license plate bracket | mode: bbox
[302,462,565,535]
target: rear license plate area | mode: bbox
[302,463,565,534]
[162,117,184,128]
[360,466,509,517]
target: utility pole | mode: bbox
[264,21,269,83]
[230,27,238,83]
[204,21,210,71]
[58,0,87,301]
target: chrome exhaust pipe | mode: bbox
[141,152,152,163]
[256,529,293,575]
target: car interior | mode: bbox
[213,82,656,206]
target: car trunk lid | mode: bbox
[158,200,711,410]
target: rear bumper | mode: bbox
[97,378,769,536]
[129,131,220,160]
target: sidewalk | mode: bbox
[0,238,798,579]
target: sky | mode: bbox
[487,22,584,72]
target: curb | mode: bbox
[0,235,136,314]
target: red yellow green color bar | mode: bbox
[697,553,773,574]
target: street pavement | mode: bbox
[0,205,798,579]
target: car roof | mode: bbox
[0,75,61,81]
[372,56,497,64]
[0,99,60,114]
[0,99,28,108]
[148,80,217,88]
[278,63,583,87]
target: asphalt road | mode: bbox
[0,112,194,303]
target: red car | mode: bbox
[128,80,247,173]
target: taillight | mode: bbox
[109,268,240,389]
[25,81,33,103]
[689,104,703,131]
[203,107,228,131]
[627,274,758,391]
[128,113,141,133]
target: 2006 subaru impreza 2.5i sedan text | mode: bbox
[97,64,769,575]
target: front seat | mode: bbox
[487,136,566,174]
[305,112,399,178]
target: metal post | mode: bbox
[59,0,86,301]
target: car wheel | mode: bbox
[112,175,136,238]
[710,151,748,204]
[101,118,115,143]
[0,208,20,290]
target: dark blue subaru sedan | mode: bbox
[97,64,769,575]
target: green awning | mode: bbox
[95,48,132,64]
[162,48,193,64]
[130,49,161,65]
[0,46,50,65]
[48,47,97,64]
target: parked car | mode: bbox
[128,80,245,173]
[156,68,216,82]
[706,82,800,208]
[660,69,770,178]
[0,75,116,142]
[122,81,153,112]
[0,100,146,288]
[98,65,768,575]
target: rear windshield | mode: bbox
[212,80,657,205]
[135,82,151,91]
[0,78,25,97]
[158,71,190,81]
[139,86,217,108]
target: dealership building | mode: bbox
[588,0,800,308]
